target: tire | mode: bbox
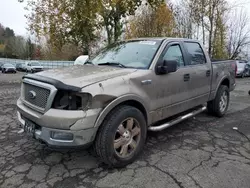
[242,71,247,78]
[94,105,147,168]
[207,85,230,117]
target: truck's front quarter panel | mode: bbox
[80,72,152,126]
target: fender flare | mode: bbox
[94,94,150,128]
[215,76,230,95]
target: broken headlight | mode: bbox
[52,90,92,110]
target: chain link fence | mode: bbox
[0,58,74,69]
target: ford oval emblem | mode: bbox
[28,91,36,99]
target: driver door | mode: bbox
[152,42,197,120]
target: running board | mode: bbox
[148,106,207,132]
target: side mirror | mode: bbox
[156,60,178,75]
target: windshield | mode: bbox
[90,40,162,69]
[31,62,40,66]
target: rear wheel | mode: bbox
[207,85,229,117]
[94,105,147,168]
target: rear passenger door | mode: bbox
[183,42,211,106]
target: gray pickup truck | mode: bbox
[17,38,236,167]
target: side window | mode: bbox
[184,42,206,65]
[162,44,184,67]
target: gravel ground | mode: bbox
[0,73,250,188]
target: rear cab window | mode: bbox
[184,42,206,65]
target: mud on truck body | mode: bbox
[17,38,236,167]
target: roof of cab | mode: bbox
[127,37,200,43]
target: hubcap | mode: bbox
[219,91,228,112]
[114,118,141,158]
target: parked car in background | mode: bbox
[236,60,248,78]
[245,61,250,77]
[2,63,16,73]
[16,63,26,72]
[25,61,43,73]
[0,62,4,70]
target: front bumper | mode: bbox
[17,98,100,148]
[18,111,97,147]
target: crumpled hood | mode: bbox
[35,65,137,88]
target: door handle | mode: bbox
[184,74,190,82]
[141,80,152,85]
[206,70,211,77]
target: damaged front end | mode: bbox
[16,77,118,148]
[52,90,92,111]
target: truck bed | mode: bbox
[209,59,236,100]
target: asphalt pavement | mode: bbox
[0,72,250,188]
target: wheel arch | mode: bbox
[94,95,149,128]
[220,77,230,88]
[216,76,230,94]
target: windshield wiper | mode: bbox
[98,62,127,68]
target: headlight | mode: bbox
[52,91,92,110]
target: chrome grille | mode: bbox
[23,83,50,109]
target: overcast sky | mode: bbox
[0,0,250,37]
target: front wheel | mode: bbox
[207,85,230,117]
[94,105,147,168]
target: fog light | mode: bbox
[50,131,74,141]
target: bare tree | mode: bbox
[227,8,250,59]
[125,3,176,38]
[170,0,194,38]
